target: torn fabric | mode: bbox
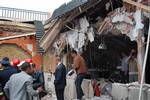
[78,31,86,49]
[87,27,94,42]
[67,30,78,50]
[79,16,90,33]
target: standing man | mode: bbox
[54,55,66,100]
[0,57,17,100]
[4,61,43,100]
[128,50,138,82]
[120,52,131,83]
[31,63,46,98]
[71,50,87,100]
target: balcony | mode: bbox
[0,6,49,22]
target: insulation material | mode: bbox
[67,17,90,50]
[81,79,94,99]
[134,10,144,30]
[64,70,77,100]
[128,86,147,100]
[87,27,94,42]
[79,16,90,33]
[112,13,134,25]
[133,10,144,38]
[77,17,90,50]
[78,31,86,49]
[67,30,78,50]
[111,83,128,100]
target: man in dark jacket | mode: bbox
[54,55,66,100]
[0,61,5,100]
[0,57,17,99]
[31,63,46,98]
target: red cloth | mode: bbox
[92,80,101,96]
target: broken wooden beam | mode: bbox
[123,0,150,12]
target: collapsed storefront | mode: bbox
[41,0,149,82]
[40,0,150,99]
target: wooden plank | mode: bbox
[0,33,35,41]
[40,19,64,51]
[123,0,150,12]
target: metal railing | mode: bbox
[0,6,49,22]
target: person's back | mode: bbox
[74,54,87,74]
[6,72,32,100]
[32,70,45,90]
[54,63,66,89]
[4,62,42,100]
[0,66,17,90]
[54,55,66,100]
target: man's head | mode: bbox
[71,50,77,58]
[2,57,9,61]
[55,55,61,65]
[1,57,10,66]
[20,62,34,75]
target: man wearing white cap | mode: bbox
[4,61,43,100]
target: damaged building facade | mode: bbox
[39,0,150,99]
[40,0,149,83]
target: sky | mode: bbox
[0,0,71,13]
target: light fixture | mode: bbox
[98,36,107,50]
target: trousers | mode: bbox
[75,73,86,100]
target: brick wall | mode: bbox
[0,32,42,70]
[43,51,56,73]
[0,44,31,61]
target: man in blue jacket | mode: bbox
[0,57,17,100]
[54,55,66,100]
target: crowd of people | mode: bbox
[0,48,139,100]
[0,57,45,100]
[54,50,88,100]
[0,49,88,100]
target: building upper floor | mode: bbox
[0,6,50,22]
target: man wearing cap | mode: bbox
[0,57,17,100]
[4,61,43,100]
